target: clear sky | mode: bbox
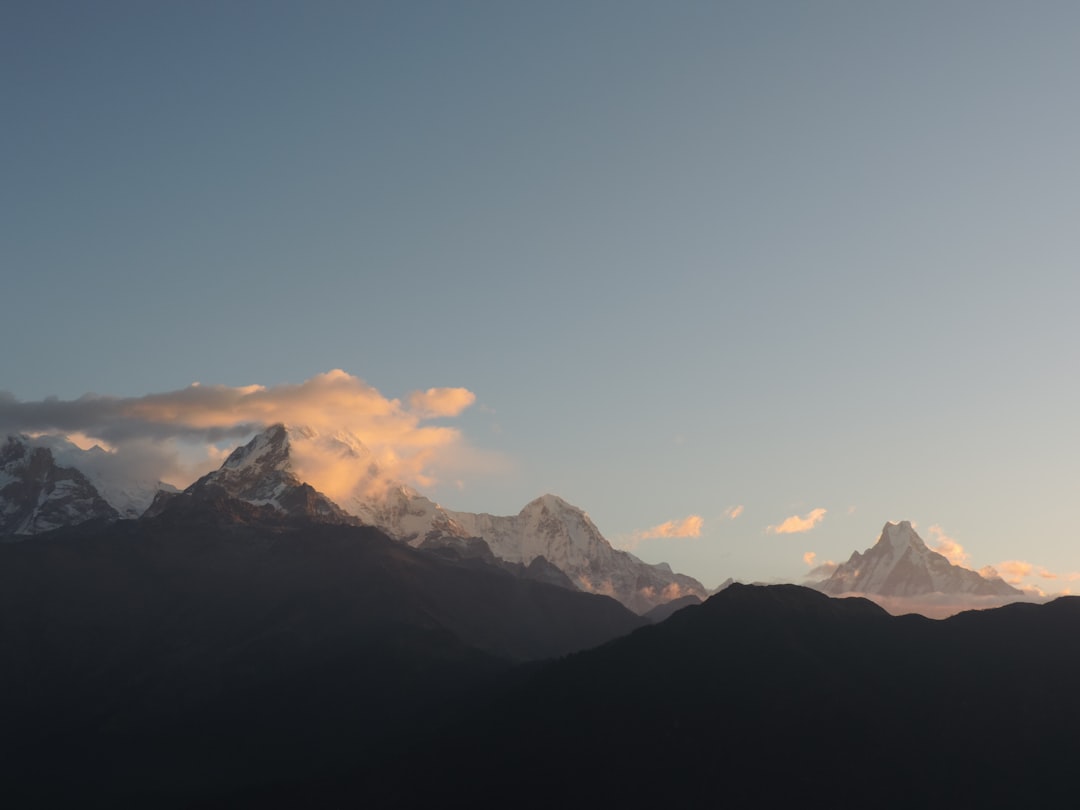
[4,2,1079,592]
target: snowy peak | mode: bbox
[816,520,1021,597]
[220,422,292,474]
[180,424,357,523]
[1,435,118,535]
[448,494,708,613]
[878,520,924,553]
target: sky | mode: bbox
[3,2,1080,593]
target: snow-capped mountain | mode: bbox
[168,424,358,523]
[445,494,707,613]
[1,435,118,535]
[26,433,169,519]
[1,423,706,611]
[1,434,176,536]
[179,423,708,612]
[815,520,1021,597]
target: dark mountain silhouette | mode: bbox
[642,592,701,622]
[0,496,644,805]
[350,584,1080,808]
[7,485,1080,809]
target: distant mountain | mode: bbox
[1,435,118,534]
[174,423,709,613]
[1,434,175,535]
[814,520,1021,597]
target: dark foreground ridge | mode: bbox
[348,584,1080,808]
[0,499,643,805]
[4,502,1079,807]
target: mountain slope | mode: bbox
[352,584,1080,807]
[174,424,359,523]
[1,435,118,534]
[0,501,645,803]
[815,520,1021,597]
[447,494,707,613]
[188,424,709,613]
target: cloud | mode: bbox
[976,560,1080,597]
[927,525,970,568]
[637,582,699,602]
[802,551,838,580]
[806,561,839,579]
[622,514,704,549]
[0,370,489,492]
[724,505,744,520]
[995,560,1034,585]
[640,515,704,540]
[767,508,827,535]
[407,387,476,418]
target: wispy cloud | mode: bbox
[802,551,838,580]
[724,505,744,520]
[622,514,704,549]
[994,560,1034,585]
[976,559,1080,598]
[927,524,970,568]
[767,508,827,535]
[407,387,476,418]
[640,515,704,540]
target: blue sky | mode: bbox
[4,2,1079,590]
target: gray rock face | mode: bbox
[1,436,118,536]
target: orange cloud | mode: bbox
[767,508,827,535]
[0,370,489,494]
[621,514,704,549]
[724,505,744,520]
[407,387,477,418]
[996,560,1034,584]
[927,525,970,568]
[640,515,704,540]
[803,551,816,566]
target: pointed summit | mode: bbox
[878,520,922,550]
[174,424,357,524]
[815,520,1021,597]
[149,425,710,613]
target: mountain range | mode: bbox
[3,426,1076,806]
[2,425,706,613]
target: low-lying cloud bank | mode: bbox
[829,590,1056,620]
